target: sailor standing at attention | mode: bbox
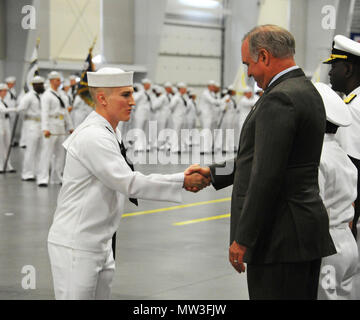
[17,76,45,181]
[37,71,74,187]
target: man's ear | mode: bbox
[344,62,355,79]
[258,49,270,66]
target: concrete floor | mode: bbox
[0,147,249,300]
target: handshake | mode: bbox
[183,164,211,193]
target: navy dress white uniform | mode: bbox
[199,81,219,153]
[47,68,185,300]
[17,76,44,180]
[169,83,188,153]
[37,72,74,186]
[314,83,358,300]
[132,80,152,152]
[0,83,17,172]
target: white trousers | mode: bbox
[318,225,358,300]
[37,135,66,184]
[0,119,14,171]
[350,220,360,299]
[21,122,42,179]
[48,243,115,300]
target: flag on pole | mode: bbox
[77,38,97,108]
[24,38,40,93]
[233,61,248,105]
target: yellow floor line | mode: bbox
[173,213,230,226]
[122,198,231,218]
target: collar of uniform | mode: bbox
[50,88,60,95]
[346,86,360,101]
[90,111,123,141]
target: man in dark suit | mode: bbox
[185,25,336,299]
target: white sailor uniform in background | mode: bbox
[336,86,360,299]
[48,111,184,299]
[71,95,93,128]
[313,83,358,300]
[237,92,257,142]
[169,87,187,153]
[317,134,358,299]
[133,87,151,152]
[152,87,169,149]
[198,86,219,153]
[17,89,43,180]
[218,92,236,152]
[0,98,17,172]
[37,88,74,185]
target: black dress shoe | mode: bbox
[7,170,16,173]
[38,183,48,187]
[0,171,4,174]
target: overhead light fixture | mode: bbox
[179,0,221,9]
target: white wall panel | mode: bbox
[156,56,220,85]
[160,25,221,56]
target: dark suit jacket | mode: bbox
[210,68,336,264]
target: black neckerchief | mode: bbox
[50,91,65,108]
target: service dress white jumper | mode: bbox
[48,111,184,299]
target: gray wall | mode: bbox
[224,0,259,86]
[4,0,31,92]
[102,0,134,64]
[134,0,167,80]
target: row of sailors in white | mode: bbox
[121,79,261,153]
[0,73,75,185]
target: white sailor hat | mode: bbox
[177,82,187,88]
[164,81,172,87]
[69,75,77,81]
[314,82,351,127]
[0,83,8,90]
[227,85,235,91]
[208,80,216,86]
[63,79,70,87]
[5,76,16,83]
[31,76,44,84]
[214,82,220,88]
[48,71,61,80]
[153,85,164,94]
[141,78,152,85]
[323,35,360,64]
[87,67,133,87]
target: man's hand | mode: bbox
[183,172,210,192]
[184,164,211,192]
[229,241,246,273]
[43,130,51,138]
[69,129,74,134]
[67,106,73,113]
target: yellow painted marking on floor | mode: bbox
[122,198,231,218]
[173,213,230,226]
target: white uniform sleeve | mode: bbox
[17,94,31,113]
[72,128,184,203]
[41,93,50,131]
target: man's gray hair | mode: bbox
[242,24,295,61]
